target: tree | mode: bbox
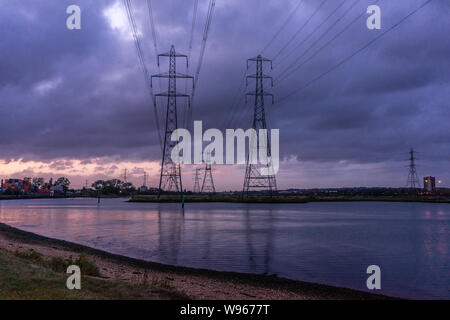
[92,180,105,190]
[32,177,44,189]
[54,177,71,191]
[122,182,134,191]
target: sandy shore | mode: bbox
[0,222,392,300]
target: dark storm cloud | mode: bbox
[0,0,448,187]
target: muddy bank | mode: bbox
[0,222,393,300]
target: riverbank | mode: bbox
[0,222,391,300]
[130,194,450,204]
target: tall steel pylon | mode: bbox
[243,55,277,196]
[151,45,194,196]
[193,168,201,193]
[123,169,127,183]
[201,152,216,193]
[143,171,147,187]
[406,147,420,190]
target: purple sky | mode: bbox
[0,0,448,190]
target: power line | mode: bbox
[145,0,165,152]
[226,0,350,129]
[123,0,163,151]
[275,0,365,84]
[224,1,304,129]
[188,0,216,130]
[146,0,160,59]
[277,0,433,105]
[260,0,305,55]
[223,2,310,130]
[183,0,199,129]
[272,0,328,61]
[274,0,348,69]
[228,64,271,129]
[224,0,327,130]
[221,70,247,129]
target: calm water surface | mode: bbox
[0,198,448,299]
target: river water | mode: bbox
[0,198,448,299]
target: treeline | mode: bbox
[90,179,136,196]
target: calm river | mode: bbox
[0,198,448,299]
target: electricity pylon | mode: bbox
[151,45,194,196]
[143,171,147,187]
[406,147,420,190]
[243,55,277,196]
[201,152,216,193]
[193,168,201,193]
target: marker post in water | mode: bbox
[181,189,185,209]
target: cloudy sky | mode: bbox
[0,0,448,190]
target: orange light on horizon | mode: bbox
[438,180,442,184]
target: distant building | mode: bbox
[423,176,436,193]
[139,186,148,192]
[50,185,65,194]
[1,178,31,193]
[38,189,51,195]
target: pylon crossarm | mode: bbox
[151,73,194,88]
[155,92,191,97]
[245,92,274,104]
[247,56,272,63]
[158,53,189,66]
[246,75,273,87]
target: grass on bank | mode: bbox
[0,248,188,300]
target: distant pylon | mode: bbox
[193,168,201,193]
[143,171,147,187]
[243,55,277,196]
[151,45,194,196]
[201,152,216,193]
[406,147,420,190]
[123,169,127,183]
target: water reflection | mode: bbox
[157,204,184,264]
[0,198,448,299]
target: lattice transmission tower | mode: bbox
[143,171,147,187]
[151,45,194,196]
[201,152,216,193]
[243,55,277,196]
[123,169,127,183]
[193,168,201,193]
[406,147,420,190]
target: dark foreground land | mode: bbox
[0,222,392,300]
[130,194,450,204]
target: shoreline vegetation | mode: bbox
[129,194,450,204]
[2,194,448,204]
[2,187,449,204]
[0,222,392,300]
